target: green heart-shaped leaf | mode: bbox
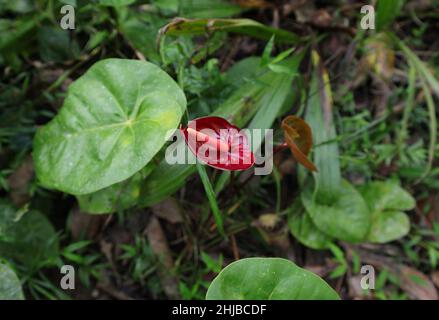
[287,199,333,250]
[33,59,186,195]
[302,180,371,243]
[0,263,24,300]
[206,258,339,300]
[360,181,415,243]
[0,202,59,269]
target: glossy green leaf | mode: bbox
[287,199,333,250]
[206,258,339,300]
[0,263,24,300]
[0,202,59,269]
[33,59,186,195]
[302,180,371,243]
[360,181,415,243]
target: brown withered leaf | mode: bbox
[233,0,272,8]
[70,206,108,240]
[398,265,438,300]
[364,33,395,82]
[431,271,439,288]
[145,216,179,299]
[348,245,438,300]
[253,213,280,230]
[281,115,317,172]
[309,9,332,28]
[348,275,371,299]
[7,155,34,206]
[252,213,291,250]
[152,198,183,224]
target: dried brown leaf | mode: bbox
[7,155,34,206]
[281,115,317,171]
[70,207,107,240]
[145,216,179,299]
[152,198,183,224]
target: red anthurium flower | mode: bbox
[180,116,255,171]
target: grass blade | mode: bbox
[197,163,225,236]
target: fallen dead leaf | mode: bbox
[233,0,272,8]
[309,9,332,28]
[348,275,371,299]
[431,271,439,288]
[252,213,291,250]
[7,155,34,206]
[398,265,438,300]
[346,245,438,300]
[70,207,108,240]
[145,216,180,299]
[152,198,183,224]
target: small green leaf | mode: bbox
[287,199,333,250]
[260,35,275,67]
[33,59,186,195]
[367,210,410,243]
[360,181,415,213]
[360,181,415,243]
[302,180,371,243]
[206,258,339,300]
[0,263,24,300]
[118,12,165,63]
[38,26,79,62]
[0,202,59,269]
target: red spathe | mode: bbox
[180,116,255,171]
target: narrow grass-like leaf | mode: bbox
[395,35,439,98]
[397,63,416,157]
[305,51,341,203]
[159,18,301,44]
[417,77,437,183]
[197,163,225,236]
[376,0,405,31]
